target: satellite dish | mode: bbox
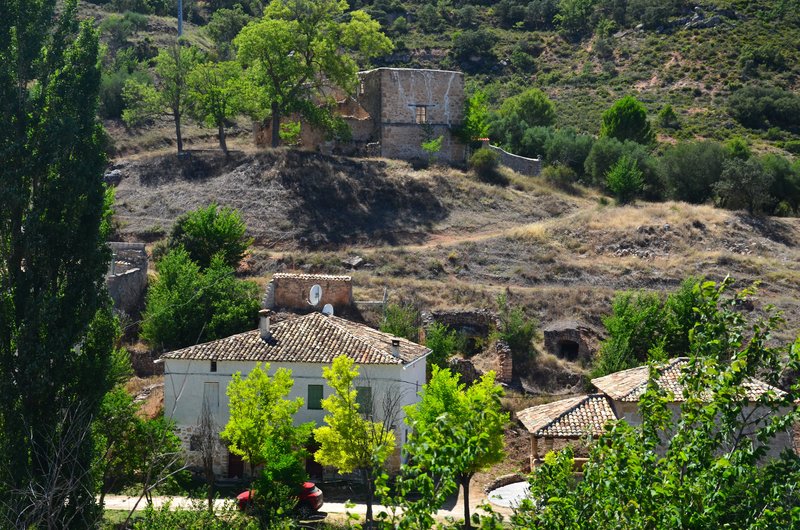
[309,284,322,306]
[322,304,334,316]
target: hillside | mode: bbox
[112,149,800,343]
[80,0,800,158]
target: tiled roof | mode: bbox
[161,312,429,365]
[517,395,617,438]
[591,357,787,402]
[272,273,351,282]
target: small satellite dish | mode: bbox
[309,284,322,306]
[322,304,334,316]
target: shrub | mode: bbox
[660,140,725,204]
[450,28,497,69]
[585,137,661,198]
[141,248,259,351]
[657,104,680,129]
[728,85,800,132]
[425,322,461,370]
[606,155,643,204]
[495,293,537,364]
[99,66,149,119]
[380,303,420,342]
[544,127,594,175]
[713,158,773,214]
[167,203,253,269]
[600,95,655,145]
[541,163,579,189]
[554,0,597,38]
[469,147,505,184]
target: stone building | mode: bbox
[255,68,467,163]
[262,273,354,313]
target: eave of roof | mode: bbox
[517,394,617,438]
[160,312,430,366]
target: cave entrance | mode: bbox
[558,340,580,362]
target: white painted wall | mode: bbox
[164,356,427,474]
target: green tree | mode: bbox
[187,61,246,154]
[660,140,725,204]
[234,0,393,147]
[495,293,537,364]
[405,368,508,529]
[600,95,655,145]
[221,363,309,467]
[314,356,397,527]
[167,203,253,269]
[425,322,460,370]
[0,2,117,525]
[206,5,253,60]
[380,303,421,341]
[141,248,259,351]
[606,154,644,204]
[461,90,491,141]
[554,0,597,38]
[516,279,800,529]
[123,44,203,153]
[714,158,774,214]
[593,278,703,377]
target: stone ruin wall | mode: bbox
[264,273,353,312]
[107,242,148,317]
[542,321,602,365]
[481,140,541,176]
[377,68,466,163]
[425,309,513,384]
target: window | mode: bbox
[356,386,373,416]
[415,105,427,124]
[308,384,323,410]
[210,360,217,372]
[203,382,219,411]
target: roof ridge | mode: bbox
[315,313,401,364]
[536,395,592,435]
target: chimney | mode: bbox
[259,309,273,340]
[391,339,401,358]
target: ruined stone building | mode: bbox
[255,68,466,163]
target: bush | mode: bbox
[133,502,259,529]
[585,137,661,198]
[450,28,497,69]
[714,158,774,214]
[495,293,537,363]
[425,322,461,370]
[469,147,505,184]
[380,303,420,342]
[141,248,259,351]
[728,85,800,132]
[600,95,654,145]
[99,66,149,119]
[606,155,643,204]
[541,163,579,189]
[167,203,253,269]
[657,104,680,129]
[660,141,725,204]
[544,127,594,176]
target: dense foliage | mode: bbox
[166,203,253,269]
[0,2,117,526]
[141,248,259,351]
[516,279,800,529]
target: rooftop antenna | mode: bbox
[322,304,334,316]
[177,0,183,37]
[308,284,322,307]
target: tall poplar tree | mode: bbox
[0,1,116,526]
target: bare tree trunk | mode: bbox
[175,109,184,153]
[461,474,472,530]
[218,123,228,154]
[364,468,374,528]
[271,101,280,148]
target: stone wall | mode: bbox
[481,140,541,176]
[107,242,148,316]
[266,273,353,311]
[543,320,602,365]
[377,68,466,163]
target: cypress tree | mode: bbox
[0,1,115,526]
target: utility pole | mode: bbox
[177,0,183,37]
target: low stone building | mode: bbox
[262,273,353,313]
[542,320,602,365]
[256,68,467,163]
[517,358,794,469]
[106,242,148,317]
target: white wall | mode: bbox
[164,356,427,474]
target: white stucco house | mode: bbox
[160,310,431,478]
[518,357,796,468]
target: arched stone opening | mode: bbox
[558,339,580,362]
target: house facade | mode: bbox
[161,310,430,478]
[255,68,467,163]
[518,358,795,469]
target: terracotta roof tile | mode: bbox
[591,357,786,402]
[272,273,351,282]
[161,313,429,365]
[517,395,617,438]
